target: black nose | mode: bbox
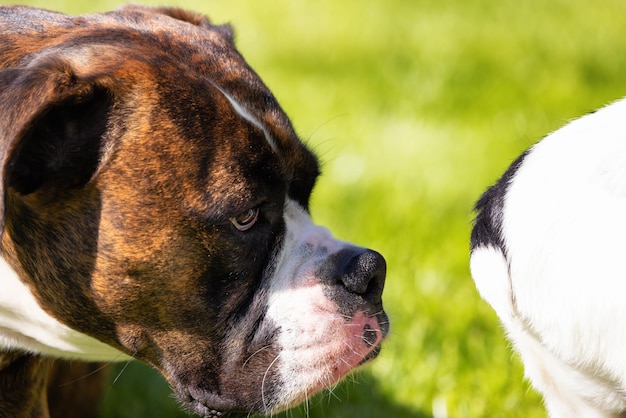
[327,248,387,306]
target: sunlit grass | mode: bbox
[10,0,626,416]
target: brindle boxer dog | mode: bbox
[0,5,389,418]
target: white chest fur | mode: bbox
[0,257,128,361]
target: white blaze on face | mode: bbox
[266,199,384,409]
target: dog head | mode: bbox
[0,5,388,416]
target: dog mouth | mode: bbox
[358,319,388,364]
[173,310,388,417]
[269,309,388,411]
[330,310,388,377]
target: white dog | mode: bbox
[470,98,626,418]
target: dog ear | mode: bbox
[0,58,114,229]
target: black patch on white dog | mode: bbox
[471,149,529,254]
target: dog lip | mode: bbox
[363,323,378,347]
[359,343,383,366]
[358,311,388,363]
[179,386,244,418]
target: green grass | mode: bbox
[11,0,626,416]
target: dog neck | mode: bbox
[0,351,54,418]
[0,256,128,362]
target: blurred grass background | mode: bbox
[9,0,626,416]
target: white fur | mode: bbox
[471,97,626,417]
[209,82,279,152]
[265,199,378,411]
[266,199,345,402]
[0,257,129,361]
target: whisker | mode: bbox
[344,340,362,357]
[325,380,341,403]
[56,355,123,387]
[261,353,282,415]
[343,322,366,328]
[304,387,310,418]
[242,345,272,370]
[100,358,134,404]
[338,357,355,377]
[110,360,132,387]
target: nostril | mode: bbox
[341,249,386,303]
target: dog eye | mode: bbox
[229,208,259,231]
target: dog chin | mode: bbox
[175,310,387,417]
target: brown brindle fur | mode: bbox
[0,353,108,418]
[0,4,320,417]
